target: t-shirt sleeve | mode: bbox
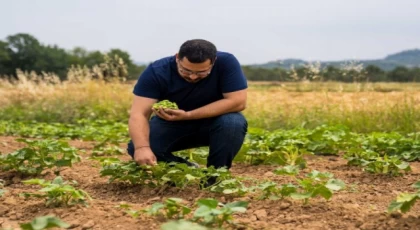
[132,64,161,99]
[220,54,248,93]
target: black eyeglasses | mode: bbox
[176,59,214,77]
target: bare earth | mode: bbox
[1,136,420,230]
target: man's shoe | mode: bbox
[200,176,218,189]
[186,161,200,168]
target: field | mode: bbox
[1,79,420,230]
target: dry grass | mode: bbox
[246,86,420,132]
[0,77,419,133]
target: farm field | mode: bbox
[1,80,420,230]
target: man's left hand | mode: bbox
[152,108,191,121]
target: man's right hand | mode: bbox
[133,147,157,166]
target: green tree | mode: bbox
[322,66,341,81]
[68,47,89,66]
[409,68,420,82]
[0,40,12,76]
[108,49,133,66]
[388,66,412,82]
[364,65,387,82]
[37,45,71,78]
[6,33,43,75]
[84,51,105,67]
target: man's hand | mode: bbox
[152,108,191,121]
[133,147,157,166]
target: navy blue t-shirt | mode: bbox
[133,51,247,111]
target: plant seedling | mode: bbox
[21,176,91,207]
[20,216,70,230]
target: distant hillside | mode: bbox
[252,49,420,71]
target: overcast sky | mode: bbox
[1,0,419,64]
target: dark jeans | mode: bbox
[127,112,248,169]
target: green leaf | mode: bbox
[290,192,312,200]
[396,193,418,203]
[146,202,165,215]
[125,210,140,218]
[194,206,213,217]
[326,179,346,191]
[224,201,248,210]
[223,189,237,194]
[55,159,72,167]
[161,220,208,230]
[51,176,64,185]
[196,198,218,208]
[274,165,300,176]
[228,206,247,213]
[388,200,404,213]
[396,161,410,170]
[388,193,420,213]
[23,179,46,185]
[167,198,184,204]
[314,186,333,200]
[182,206,192,215]
[185,174,197,181]
[400,198,419,213]
[413,181,420,190]
[20,216,70,230]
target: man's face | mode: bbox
[176,55,213,83]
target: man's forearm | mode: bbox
[128,115,150,148]
[187,99,245,120]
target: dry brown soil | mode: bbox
[1,136,420,230]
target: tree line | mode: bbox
[242,65,420,82]
[1,33,419,82]
[0,33,145,80]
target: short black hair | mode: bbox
[178,39,217,64]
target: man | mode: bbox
[127,39,248,171]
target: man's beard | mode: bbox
[182,76,204,83]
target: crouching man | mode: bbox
[127,39,248,174]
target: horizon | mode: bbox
[1,0,420,65]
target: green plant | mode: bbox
[91,145,124,157]
[161,220,209,230]
[99,159,247,194]
[274,165,301,176]
[290,170,346,204]
[20,216,70,230]
[388,181,420,213]
[193,198,248,228]
[257,181,297,200]
[144,198,191,219]
[22,176,92,207]
[271,145,309,168]
[209,178,251,196]
[362,155,411,176]
[0,138,80,175]
[345,149,411,176]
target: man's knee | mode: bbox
[212,113,248,135]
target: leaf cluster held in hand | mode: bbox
[152,100,178,110]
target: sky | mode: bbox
[1,0,419,65]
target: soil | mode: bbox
[1,136,420,230]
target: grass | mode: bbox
[246,88,420,133]
[0,78,419,133]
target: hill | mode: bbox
[252,49,420,70]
